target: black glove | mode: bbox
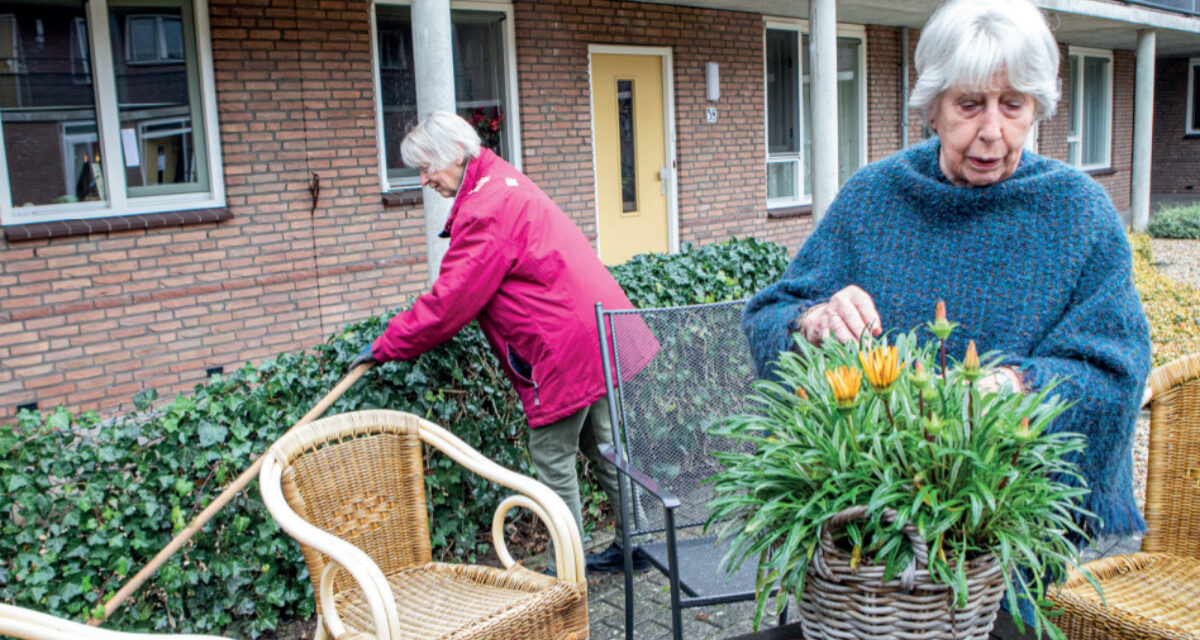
[350,343,376,369]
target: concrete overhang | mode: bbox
[638,0,1200,57]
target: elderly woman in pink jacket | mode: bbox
[353,111,655,575]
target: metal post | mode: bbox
[596,302,637,640]
[665,507,683,640]
[1131,29,1156,232]
[411,0,456,282]
[809,0,838,223]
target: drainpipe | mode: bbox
[1131,29,1155,232]
[412,0,456,283]
[810,0,839,223]
[900,27,909,149]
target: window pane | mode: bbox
[1082,56,1109,166]
[109,2,208,196]
[802,34,811,198]
[767,161,796,200]
[453,11,507,156]
[0,1,108,207]
[1192,63,1200,131]
[376,6,509,186]
[836,37,860,186]
[617,79,636,213]
[126,16,158,62]
[1068,56,1079,139]
[766,29,797,155]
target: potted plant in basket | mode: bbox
[706,303,1099,640]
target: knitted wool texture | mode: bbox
[744,138,1152,536]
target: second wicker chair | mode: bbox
[259,409,589,640]
[1051,352,1200,640]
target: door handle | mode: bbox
[659,166,669,195]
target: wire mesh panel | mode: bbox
[607,300,758,535]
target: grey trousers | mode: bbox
[528,395,624,569]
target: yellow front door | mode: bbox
[591,53,669,265]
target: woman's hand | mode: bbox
[796,285,882,345]
[977,366,1024,394]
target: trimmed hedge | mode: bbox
[1147,204,1200,240]
[0,237,788,636]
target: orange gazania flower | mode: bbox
[825,366,862,407]
[935,300,948,324]
[795,386,809,400]
[858,345,903,393]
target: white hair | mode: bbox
[909,0,1060,124]
[400,110,482,172]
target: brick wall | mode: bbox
[1093,49,1134,212]
[0,0,424,421]
[1152,57,1200,194]
[513,0,812,254]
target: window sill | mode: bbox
[767,204,812,220]
[3,208,232,242]
[1085,167,1117,177]
[382,189,422,208]
[1183,133,1200,139]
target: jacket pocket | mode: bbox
[506,344,540,406]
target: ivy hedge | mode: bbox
[0,237,789,637]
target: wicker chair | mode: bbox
[259,409,588,640]
[1051,353,1200,640]
[0,604,230,640]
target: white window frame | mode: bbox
[1187,57,1200,135]
[71,17,91,81]
[0,0,224,226]
[369,0,522,193]
[1067,46,1113,171]
[763,18,867,209]
[124,14,184,65]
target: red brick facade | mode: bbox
[1152,57,1200,194]
[513,0,812,251]
[0,1,1179,422]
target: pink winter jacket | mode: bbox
[372,149,657,427]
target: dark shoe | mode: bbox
[586,542,651,574]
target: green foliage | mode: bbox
[0,237,787,635]
[706,329,1093,640]
[609,237,789,308]
[1146,204,1200,239]
[1129,232,1200,366]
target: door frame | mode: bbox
[587,44,679,258]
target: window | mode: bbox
[0,0,222,226]
[124,14,184,64]
[1067,48,1112,169]
[372,2,519,191]
[765,22,865,208]
[1188,58,1200,135]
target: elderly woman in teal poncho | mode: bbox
[745,0,1151,542]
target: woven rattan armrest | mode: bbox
[599,444,682,509]
[0,604,231,640]
[260,450,400,639]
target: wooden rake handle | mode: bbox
[88,361,375,626]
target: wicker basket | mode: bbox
[798,506,1007,640]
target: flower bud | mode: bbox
[910,360,931,390]
[927,300,959,340]
[961,340,982,382]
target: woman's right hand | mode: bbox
[796,285,882,345]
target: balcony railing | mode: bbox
[1125,0,1200,17]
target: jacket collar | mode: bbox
[439,148,497,238]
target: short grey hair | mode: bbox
[909,0,1060,124]
[400,111,482,172]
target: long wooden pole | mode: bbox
[89,362,374,625]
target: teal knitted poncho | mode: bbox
[744,138,1152,536]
